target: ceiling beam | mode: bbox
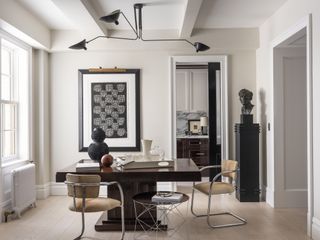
[80,0,108,36]
[52,0,107,39]
[179,0,203,38]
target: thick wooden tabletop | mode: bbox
[56,158,201,183]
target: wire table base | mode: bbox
[133,192,189,240]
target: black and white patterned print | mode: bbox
[91,82,127,138]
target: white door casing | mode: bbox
[268,14,313,236]
[273,46,307,207]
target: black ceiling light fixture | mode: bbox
[69,3,210,52]
[99,10,121,25]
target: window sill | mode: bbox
[1,159,31,168]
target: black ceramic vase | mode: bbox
[91,127,107,143]
[88,142,109,161]
[88,128,109,161]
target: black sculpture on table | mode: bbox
[88,128,109,161]
[239,89,254,114]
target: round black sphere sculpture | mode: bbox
[91,127,107,142]
[88,142,109,161]
[88,128,109,161]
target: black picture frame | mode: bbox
[78,69,140,152]
[188,119,201,135]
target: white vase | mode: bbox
[141,139,152,158]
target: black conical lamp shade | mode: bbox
[100,10,121,25]
[194,42,210,52]
[69,39,87,50]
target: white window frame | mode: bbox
[1,44,18,162]
[0,30,32,165]
[0,102,18,161]
[1,45,15,100]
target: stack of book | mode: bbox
[151,192,183,203]
[76,162,100,172]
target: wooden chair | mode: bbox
[65,173,125,240]
[190,160,247,228]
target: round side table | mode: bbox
[133,191,189,239]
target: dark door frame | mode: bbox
[208,62,221,179]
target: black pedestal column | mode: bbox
[235,114,260,202]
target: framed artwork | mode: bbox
[188,119,201,134]
[78,69,140,152]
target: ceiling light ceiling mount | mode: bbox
[69,3,210,52]
[134,3,144,9]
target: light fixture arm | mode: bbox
[86,35,105,44]
[69,3,210,52]
[141,37,195,47]
[86,35,138,44]
[120,11,138,37]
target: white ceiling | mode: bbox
[17,0,75,29]
[16,0,288,35]
[195,0,288,28]
[92,0,185,30]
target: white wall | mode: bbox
[32,49,51,199]
[256,0,320,238]
[50,29,258,181]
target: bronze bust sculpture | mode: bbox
[239,89,254,114]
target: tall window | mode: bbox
[0,38,29,163]
[1,45,17,160]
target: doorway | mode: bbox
[273,28,307,207]
[170,56,228,172]
[269,15,313,236]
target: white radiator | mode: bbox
[11,163,36,217]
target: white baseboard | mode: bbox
[308,212,312,236]
[312,217,320,240]
[50,182,67,195]
[36,183,50,199]
[260,185,267,201]
[266,187,274,207]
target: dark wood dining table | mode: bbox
[56,158,201,231]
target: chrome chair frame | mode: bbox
[190,165,247,228]
[65,180,125,240]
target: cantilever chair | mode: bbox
[191,160,247,228]
[65,173,125,240]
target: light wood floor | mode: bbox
[0,186,310,240]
